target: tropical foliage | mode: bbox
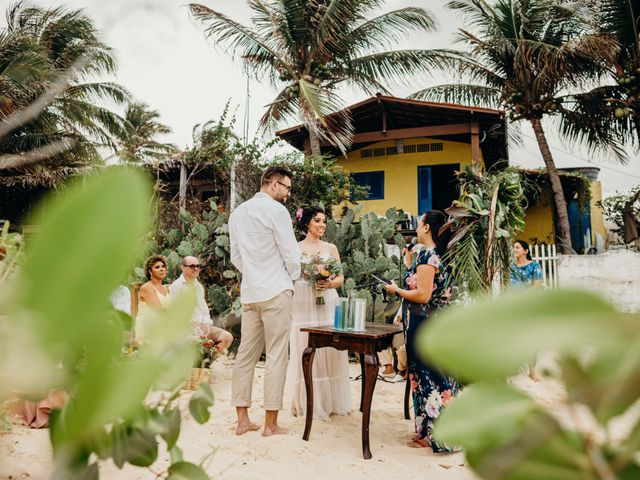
[578,0,640,147]
[420,288,640,480]
[324,205,406,320]
[0,169,213,479]
[116,102,178,164]
[189,0,447,154]
[0,1,130,184]
[599,185,640,247]
[411,0,621,253]
[442,165,529,293]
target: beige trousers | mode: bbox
[378,333,407,372]
[231,290,293,411]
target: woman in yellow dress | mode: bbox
[135,255,170,343]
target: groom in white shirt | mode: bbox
[228,166,301,437]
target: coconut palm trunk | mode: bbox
[308,128,321,156]
[530,117,574,254]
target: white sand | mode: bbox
[1,358,476,480]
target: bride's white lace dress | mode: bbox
[287,246,352,419]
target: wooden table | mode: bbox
[300,323,403,459]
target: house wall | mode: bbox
[520,180,607,250]
[521,189,556,245]
[336,137,482,217]
[557,249,640,312]
[589,180,607,250]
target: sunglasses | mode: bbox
[184,264,202,270]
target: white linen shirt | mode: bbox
[169,274,212,325]
[229,192,300,304]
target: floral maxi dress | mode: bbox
[402,248,461,452]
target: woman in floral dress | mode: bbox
[384,210,461,452]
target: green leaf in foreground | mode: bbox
[435,383,593,479]
[419,289,621,381]
[189,382,214,424]
[161,408,182,450]
[167,461,209,480]
[18,168,150,363]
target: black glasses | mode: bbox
[184,264,201,270]
[276,180,292,192]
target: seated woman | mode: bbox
[510,240,543,288]
[135,255,170,343]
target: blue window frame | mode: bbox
[351,171,385,200]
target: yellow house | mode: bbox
[520,167,607,253]
[277,95,605,253]
[277,95,508,217]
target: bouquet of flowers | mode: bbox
[301,253,342,305]
[196,336,217,368]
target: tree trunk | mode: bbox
[179,161,187,210]
[529,117,575,254]
[308,127,321,156]
[483,182,500,290]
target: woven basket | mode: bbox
[184,367,211,391]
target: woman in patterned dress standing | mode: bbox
[384,210,461,452]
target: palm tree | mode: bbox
[117,102,177,164]
[189,0,450,155]
[560,0,640,151]
[410,0,620,253]
[0,1,130,176]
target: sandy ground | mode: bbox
[1,357,478,480]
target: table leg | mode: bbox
[361,353,378,459]
[302,346,316,441]
[359,353,365,413]
[404,373,411,420]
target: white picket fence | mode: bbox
[531,243,559,288]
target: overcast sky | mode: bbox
[19,0,640,195]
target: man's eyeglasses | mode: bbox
[276,180,292,192]
[184,264,201,270]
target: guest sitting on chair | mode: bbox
[170,256,233,352]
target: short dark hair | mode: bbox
[295,206,326,234]
[144,255,166,280]
[261,166,293,186]
[515,239,532,260]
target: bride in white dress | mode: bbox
[288,206,352,419]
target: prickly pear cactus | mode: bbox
[324,206,406,322]
[145,199,240,317]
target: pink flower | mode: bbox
[441,389,453,407]
[406,273,418,290]
[296,208,303,220]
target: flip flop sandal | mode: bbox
[407,438,430,448]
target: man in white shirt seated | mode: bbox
[170,256,234,352]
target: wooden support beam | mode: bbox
[303,137,312,155]
[470,121,480,165]
[319,123,472,147]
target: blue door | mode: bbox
[567,198,591,253]
[417,166,432,215]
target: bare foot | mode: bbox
[262,425,288,437]
[236,421,261,435]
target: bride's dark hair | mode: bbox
[295,206,325,235]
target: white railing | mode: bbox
[531,243,559,288]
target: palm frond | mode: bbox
[189,4,289,80]
[410,83,501,108]
[326,7,437,56]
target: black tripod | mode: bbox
[353,281,388,323]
